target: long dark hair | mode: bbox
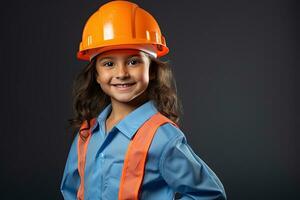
[67,55,183,134]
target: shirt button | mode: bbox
[100,153,105,158]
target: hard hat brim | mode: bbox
[77,44,168,61]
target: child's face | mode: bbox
[95,49,151,104]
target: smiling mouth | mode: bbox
[112,83,136,88]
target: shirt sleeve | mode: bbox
[159,134,227,200]
[60,133,80,200]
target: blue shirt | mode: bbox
[60,100,226,200]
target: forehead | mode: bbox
[96,49,147,60]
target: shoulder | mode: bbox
[146,122,186,168]
[65,133,80,165]
[156,122,186,142]
[149,122,186,156]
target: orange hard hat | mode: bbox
[77,0,169,61]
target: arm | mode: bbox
[159,134,227,200]
[60,133,80,200]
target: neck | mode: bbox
[109,92,149,121]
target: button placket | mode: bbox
[97,151,105,199]
[99,121,107,199]
[100,153,105,158]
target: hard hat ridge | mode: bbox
[77,1,169,61]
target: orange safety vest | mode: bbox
[77,112,178,200]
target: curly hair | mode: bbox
[67,54,183,135]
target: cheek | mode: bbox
[134,66,150,83]
[142,73,150,83]
[96,69,110,84]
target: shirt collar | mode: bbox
[94,100,158,140]
[90,103,112,133]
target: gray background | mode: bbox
[1,0,299,199]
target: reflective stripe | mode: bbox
[77,112,178,200]
[119,112,178,200]
[77,118,97,200]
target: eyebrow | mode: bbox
[97,54,144,62]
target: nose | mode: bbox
[116,64,129,79]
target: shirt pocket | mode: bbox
[103,162,123,199]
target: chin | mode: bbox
[112,95,136,103]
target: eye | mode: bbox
[128,58,141,66]
[103,61,114,67]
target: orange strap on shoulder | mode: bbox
[76,113,178,200]
[118,112,178,200]
[77,118,97,200]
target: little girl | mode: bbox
[61,1,226,200]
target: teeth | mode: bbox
[115,84,132,87]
